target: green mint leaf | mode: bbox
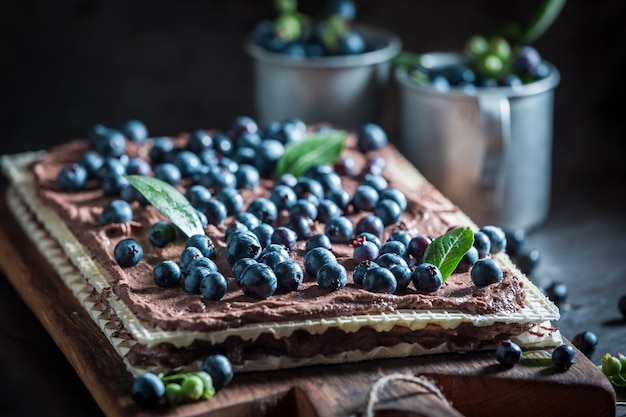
[422,226,474,282]
[276,129,347,177]
[125,175,205,238]
[517,0,567,47]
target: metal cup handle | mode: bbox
[477,95,511,211]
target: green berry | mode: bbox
[274,0,297,14]
[193,371,216,400]
[273,13,301,42]
[601,353,622,376]
[165,383,184,406]
[478,53,505,77]
[182,375,204,401]
[489,36,511,61]
[465,35,489,58]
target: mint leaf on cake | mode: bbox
[276,129,347,177]
[422,226,474,282]
[125,175,205,238]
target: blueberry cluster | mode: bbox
[347,223,508,296]
[410,36,552,90]
[253,0,381,58]
[131,354,232,407]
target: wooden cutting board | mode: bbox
[0,198,617,417]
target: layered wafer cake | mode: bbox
[1,118,561,377]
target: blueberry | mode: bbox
[363,266,397,294]
[96,157,126,180]
[180,247,203,273]
[352,238,380,263]
[325,216,354,244]
[303,247,337,277]
[277,173,298,188]
[239,262,277,299]
[215,187,243,216]
[125,157,153,176]
[388,231,412,248]
[231,115,258,138]
[316,199,341,223]
[88,123,108,145]
[186,257,218,277]
[78,151,104,178]
[236,131,262,148]
[379,240,407,258]
[310,171,342,193]
[271,226,298,249]
[198,166,237,193]
[213,131,234,156]
[132,372,165,407]
[275,259,304,292]
[114,238,143,268]
[480,225,507,254]
[153,260,181,288]
[101,200,133,225]
[572,331,598,357]
[352,185,379,211]
[544,281,568,306]
[148,221,176,248]
[185,234,215,258]
[471,258,503,287]
[286,215,312,240]
[513,46,542,75]
[337,31,365,55]
[184,266,211,294]
[552,344,576,371]
[57,163,87,191]
[259,250,288,270]
[174,150,203,178]
[316,262,347,291]
[455,246,479,273]
[354,232,383,251]
[389,264,412,291]
[270,184,297,210]
[232,258,257,285]
[376,253,408,269]
[357,123,388,153]
[199,271,227,301]
[496,339,522,368]
[361,155,386,177]
[234,212,261,231]
[513,249,541,275]
[327,0,356,21]
[120,119,148,143]
[473,231,491,258]
[225,230,262,266]
[247,198,278,224]
[408,235,431,263]
[292,177,324,201]
[154,163,182,185]
[235,164,261,190]
[198,199,228,226]
[355,216,385,240]
[149,137,175,164]
[187,129,213,154]
[353,260,378,285]
[261,243,290,259]
[335,155,358,177]
[252,223,275,249]
[361,173,388,193]
[95,128,126,158]
[233,146,256,166]
[255,139,285,178]
[306,233,332,252]
[186,185,212,209]
[201,354,233,391]
[325,188,351,211]
[101,173,129,197]
[289,199,318,221]
[412,263,443,292]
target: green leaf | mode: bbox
[516,0,567,47]
[125,175,205,238]
[422,226,474,282]
[276,129,347,177]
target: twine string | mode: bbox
[365,373,452,417]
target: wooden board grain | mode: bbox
[0,198,617,417]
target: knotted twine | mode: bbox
[365,373,452,417]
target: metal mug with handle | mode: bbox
[396,52,560,231]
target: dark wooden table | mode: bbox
[0,177,624,417]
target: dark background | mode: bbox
[1,0,625,190]
[1,1,626,416]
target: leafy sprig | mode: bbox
[125,175,205,238]
[276,129,347,177]
[422,226,474,282]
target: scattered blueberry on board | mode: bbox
[496,339,523,368]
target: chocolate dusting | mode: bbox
[29,131,527,334]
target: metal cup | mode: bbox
[245,24,402,128]
[396,52,560,230]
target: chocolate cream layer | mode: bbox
[30,131,526,335]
